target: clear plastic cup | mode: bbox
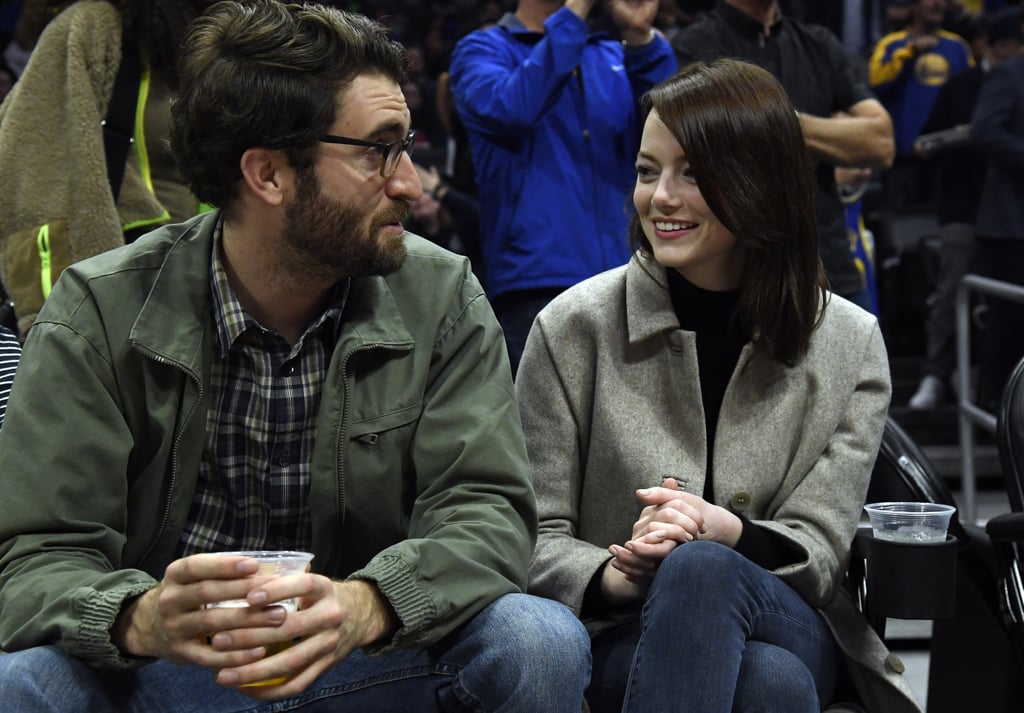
[863,502,956,544]
[206,550,314,687]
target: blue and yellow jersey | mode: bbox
[869,30,974,154]
[845,197,879,317]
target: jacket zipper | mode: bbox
[136,347,204,564]
[332,341,412,569]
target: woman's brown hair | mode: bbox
[628,59,828,366]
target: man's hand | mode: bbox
[114,554,398,700]
[113,554,278,667]
[607,0,659,46]
[565,0,600,22]
[210,577,397,700]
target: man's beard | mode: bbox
[281,166,409,282]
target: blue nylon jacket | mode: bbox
[449,9,676,298]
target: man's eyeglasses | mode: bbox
[319,130,416,178]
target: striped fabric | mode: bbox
[0,326,21,428]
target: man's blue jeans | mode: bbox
[621,542,839,713]
[0,593,590,712]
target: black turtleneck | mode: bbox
[667,269,803,573]
[667,269,746,499]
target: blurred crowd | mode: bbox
[1,0,1023,407]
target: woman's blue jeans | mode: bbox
[0,593,591,713]
[606,542,838,712]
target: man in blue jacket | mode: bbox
[449,0,676,372]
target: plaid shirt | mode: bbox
[177,227,347,556]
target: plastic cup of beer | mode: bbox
[206,550,314,687]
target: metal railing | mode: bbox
[956,274,1024,523]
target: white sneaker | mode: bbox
[908,374,946,410]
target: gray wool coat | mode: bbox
[516,254,922,713]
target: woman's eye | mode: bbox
[636,165,656,179]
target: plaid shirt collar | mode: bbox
[209,218,349,357]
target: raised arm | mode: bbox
[448,7,594,137]
[799,98,895,168]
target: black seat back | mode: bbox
[866,417,968,541]
[998,357,1024,513]
[869,417,1024,711]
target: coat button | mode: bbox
[885,653,906,674]
[729,491,752,512]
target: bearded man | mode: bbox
[0,2,590,711]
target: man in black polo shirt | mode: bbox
[673,0,895,309]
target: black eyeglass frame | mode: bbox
[318,130,416,177]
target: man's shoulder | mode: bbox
[70,215,207,279]
[452,18,515,52]
[996,54,1024,78]
[382,232,481,302]
[401,232,473,270]
[673,11,839,59]
[980,56,1024,101]
[937,30,971,51]
[673,12,728,52]
[788,17,844,46]
[874,29,912,51]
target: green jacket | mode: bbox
[0,212,535,669]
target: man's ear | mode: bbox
[239,147,292,207]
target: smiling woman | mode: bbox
[516,59,919,713]
[0,2,590,711]
[627,59,824,366]
[633,109,743,293]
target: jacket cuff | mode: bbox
[734,515,805,571]
[73,579,158,670]
[350,555,437,653]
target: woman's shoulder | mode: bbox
[822,293,879,327]
[810,293,884,354]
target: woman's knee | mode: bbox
[652,541,745,594]
[734,641,819,713]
